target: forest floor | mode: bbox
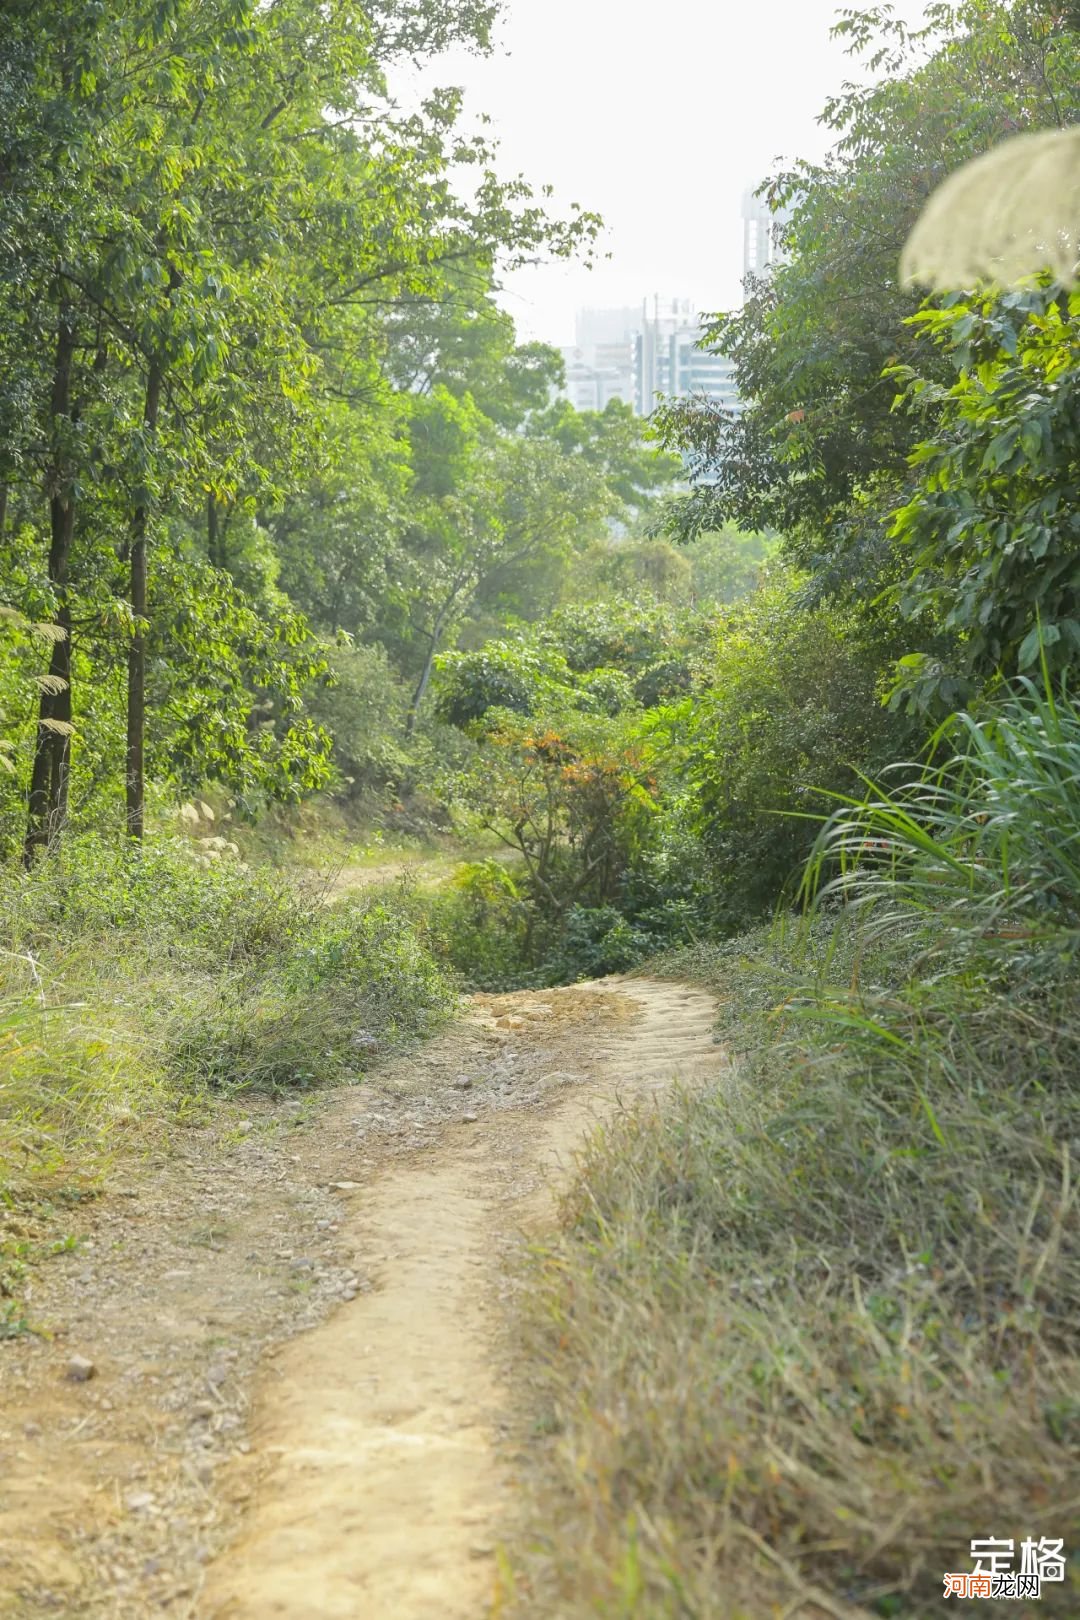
[0,976,726,1619]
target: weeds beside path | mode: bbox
[510,925,1080,1619]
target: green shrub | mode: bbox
[434,600,713,735]
[434,641,575,728]
[575,666,638,717]
[305,640,416,797]
[542,599,687,678]
[684,525,777,605]
[664,576,921,927]
[804,677,1080,980]
[0,952,157,1192]
[509,683,1080,1614]
[1,833,304,960]
[165,895,452,1091]
[538,903,658,982]
[425,859,534,990]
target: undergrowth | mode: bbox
[0,836,452,1214]
[509,685,1080,1618]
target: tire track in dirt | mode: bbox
[201,977,724,1620]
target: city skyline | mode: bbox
[397,0,929,346]
[555,192,788,416]
[558,297,738,418]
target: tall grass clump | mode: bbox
[802,677,1080,978]
[510,684,1080,1619]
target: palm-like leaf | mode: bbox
[34,673,69,696]
[901,128,1080,289]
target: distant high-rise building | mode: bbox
[632,298,741,420]
[557,346,632,412]
[555,298,740,421]
[575,306,640,350]
[553,195,788,417]
[633,296,695,415]
[667,328,741,416]
[742,188,790,279]
[555,305,639,412]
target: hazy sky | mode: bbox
[401,0,927,346]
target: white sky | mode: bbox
[401,0,927,346]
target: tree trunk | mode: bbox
[126,360,163,841]
[405,587,466,736]
[207,492,228,568]
[406,633,440,737]
[24,549,73,861]
[24,318,77,864]
[49,597,73,832]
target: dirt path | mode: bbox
[0,977,724,1619]
[324,841,521,899]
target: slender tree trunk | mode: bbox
[207,491,219,565]
[49,597,73,832]
[207,492,228,569]
[406,633,441,737]
[24,318,77,864]
[126,360,163,841]
[24,548,73,860]
[405,587,467,736]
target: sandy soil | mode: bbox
[0,977,725,1619]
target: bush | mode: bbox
[418,858,534,992]
[510,682,1080,1613]
[804,677,1080,980]
[305,640,415,798]
[539,903,658,981]
[664,576,921,927]
[684,525,776,605]
[166,893,452,1091]
[434,640,574,728]
[434,600,713,736]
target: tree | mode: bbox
[270,393,412,639]
[453,710,656,948]
[399,397,674,730]
[888,283,1080,701]
[1,0,600,852]
[383,270,566,428]
[654,2,1080,595]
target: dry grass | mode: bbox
[506,921,1080,1618]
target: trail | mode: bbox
[324,842,521,899]
[0,978,725,1619]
